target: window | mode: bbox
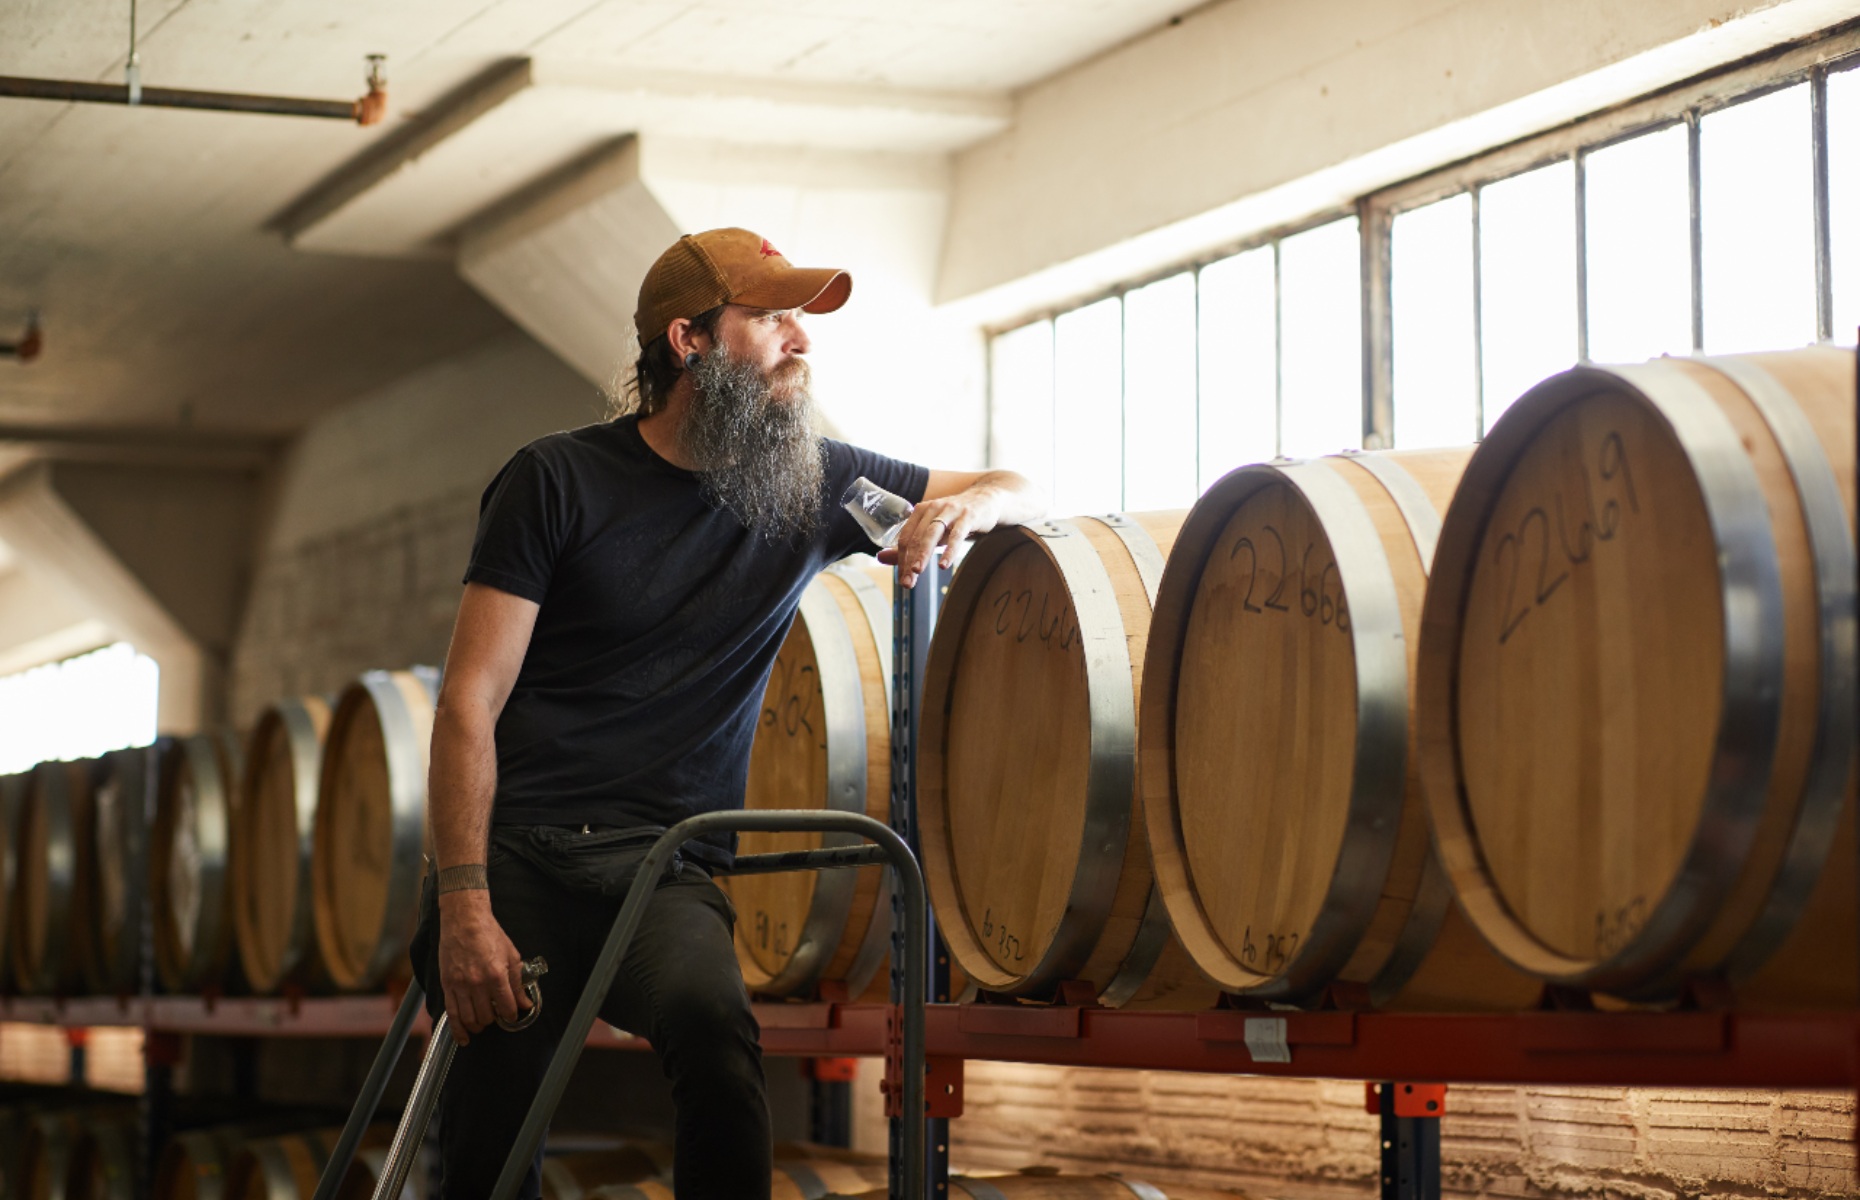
[1582,124,1694,363]
[989,216,1360,517]
[987,321,1055,503]
[1701,84,1817,353]
[1123,273,1198,510]
[0,643,159,775]
[1825,64,1859,338]
[1196,247,1276,482]
[1278,219,1364,459]
[1480,160,1578,429]
[1391,194,1476,449]
[1052,298,1123,516]
[988,32,1858,500]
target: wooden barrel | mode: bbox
[21,1107,134,1200]
[154,1127,245,1200]
[919,513,1214,1007]
[224,1131,331,1200]
[67,1116,138,1200]
[313,669,438,991]
[19,1110,78,1200]
[1138,450,1537,1008]
[0,772,29,990]
[153,733,245,992]
[235,698,332,994]
[725,564,894,1000]
[850,1176,1244,1199]
[0,1089,90,1188]
[1416,347,1857,1004]
[578,1157,892,1199]
[540,1144,674,1200]
[13,761,98,995]
[333,1147,420,1200]
[88,744,160,995]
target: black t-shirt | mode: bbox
[462,416,927,870]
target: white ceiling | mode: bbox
[0,0,1196,440]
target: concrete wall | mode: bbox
[0,466,208,731]
[228,330,604,724]
[937,0,1857,323]
[50,463,259,669]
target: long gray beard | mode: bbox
[682,348,825,542]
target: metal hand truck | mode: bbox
[311,809,931,1200]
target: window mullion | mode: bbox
[1471,188,1485,437]
[1273,240,1284,458]
[1812,66,1834,341]
[1192,268,1204,494]
[1359,199,1394,449]
[1687,110,1705,353]
[1117,294,1129,511]
[1574,150,1589,362]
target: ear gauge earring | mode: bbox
[684,352,702,369]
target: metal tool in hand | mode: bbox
[370,957,549,1200]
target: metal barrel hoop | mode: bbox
[1089,513,1174,1009]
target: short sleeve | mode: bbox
[462,448,567,604]
[821,440,930,560]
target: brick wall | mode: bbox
[852,1060,1856,1199]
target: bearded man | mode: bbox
[411,227,1042,1200]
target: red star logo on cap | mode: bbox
[760,239,781,258]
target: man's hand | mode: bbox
[877,469,1042,587]
[436,892,532,1045]
[878,491,1001,587]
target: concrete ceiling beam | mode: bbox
[453,132,985,464]
[278,56,1008,261]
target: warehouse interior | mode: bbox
[1,0,1858,1196]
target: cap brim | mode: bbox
[734,268,851,316]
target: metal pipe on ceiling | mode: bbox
[0,55,387,125]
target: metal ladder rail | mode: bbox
[311,809,930,1200]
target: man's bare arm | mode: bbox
[428,582,539,1043]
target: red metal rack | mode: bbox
[13,996,1853,1090]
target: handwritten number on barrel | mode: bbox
[1240,927,1299,972]
[1231,537,1264,613]
[1496,508,1567,645]
[1494,430,1631,646]
[1599,431,1639,516]
[1233,531,1348,634]
[761,656,820,740]
[1261,525,1292,611]
[1594,896,1647,957]
[1298,544,1319,617]
[986,588,1080,653]
[980,907,1025,962]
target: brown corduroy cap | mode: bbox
[634,228,853,345]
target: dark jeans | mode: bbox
[409,825,771,1200]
